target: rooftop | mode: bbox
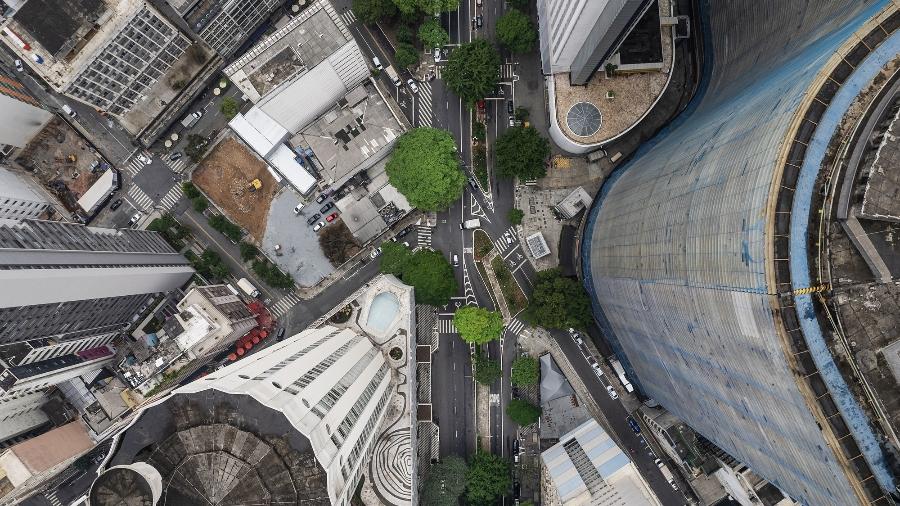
[11,0,105,57]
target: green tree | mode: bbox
[353,0,397,24]
[524,268,592,330]
[421,456,467,506]
[392,0,418,14]
[454,307,503,345]
[239,242,259,262]
[396,24,415,45]
[443,39,500,105]
[510,355,539,385]
[182,181,201,199]
[208,214,242,242]
[191,195,209,212]
[495,126,550,180]
[506,0,528,9]
[219,96,239,119]
[472,120,486,142]
[508,208,524,225]
[506,398,541,426]
[465,452,511,505]
[379,241,413,275]
[402,249,457,305]
[496,9,537,53]
[386,128,465,211]
[473,352,502,385]
[418,17,448,48]
[420,0,458,13]
[185,134,210,163]
[395,42,419,68]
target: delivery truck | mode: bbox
[236,278,260,298]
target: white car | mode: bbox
[14,59,23,72]
[313,221,325,232]
[372,56,383,70]
[128,212,143,227]
[293,203,305,215]
[606,385,618,400]
[370,247,383,259]
[137,154,152,165]
[192,110,203,119]
[407,79,419,93]
[591,363,603,377]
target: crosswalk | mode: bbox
[437,318,458,334]
[505,318,526,336]
[126,185,153,211]
[123,149,152,176]
[271,292,301,318]
[45,490,62,506]
[501,63,516,80]
[340,9,357,26]
[416,81,433,127]
[159,184,183,210]
[495,226,518,253]
[416,225,433,249]
[167,157,188,173]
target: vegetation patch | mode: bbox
[491,256,527,313]
[473,229,493,260]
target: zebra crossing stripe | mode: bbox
[168,158,187,173]
[417,82,434,127]
[272,293,301,317]
[340,10,356,25]
[506,319,525,335]
[159,185,183,210]
[126,185,153,210]
[437,318,457,334]
[46,491,62,506]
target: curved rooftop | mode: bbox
[582,1,899,504]
[367,292,400,333]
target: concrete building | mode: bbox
[537,0,652,84]
[0,167,48,219]
[582,2,900,505]
[0,420,93,494]
[165,284,256,360]
[1,0,214,135]
[175,0,281,57]
[0,69,51,152]
[0,390,51,450]
[541,418,661,505]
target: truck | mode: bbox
[459,218,481,230]
[385,65,401,87]
[236,278,260,298]
[181,113,200,129]
[610,358,635,393]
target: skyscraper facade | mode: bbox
[582,1,899,505]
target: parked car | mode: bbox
[407,79,419,93]
[320,202,334,213]
[476,15,483,28]
[606,385,618,400]
[276,327,286,341]
[316,193,329,204]
[306,213,320,225]
[14,59,23,72]
[313,221,325,232]
[452,254,459,267]
[137,154,152,165]
[169,152,183,161]
[509,116,515,127]
[507,100,514,114]
[397,225,413,237]
[294,203,305,215]
[192,110,203,119]
[372,56,383,70]
[109,199,122,211]
[128,212,142,227]
[433,47,442,61]
[627,416,641,434]
[468,177,478,189]
[370,247,383,259]
[325,212,339,222]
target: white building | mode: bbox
[541,418,661,505]
[0,167,48,219]
[169,284,256,360]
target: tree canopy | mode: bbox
[421,456,468,506]
[495,126,550,180]
[443,39,500,105]
[524,268,593,330]
[506,398,541,426]
[465,452,511,505]
[352,0,397,24]
[219,96,239,119]
[393,0,457,15]
[454,307,503,345]
[508,208,524,225]
[418,17,449,49]
[473,352,502,385]
[395,43,419,68]
[380,243,458,305]
[386,128,465,211]
[510,356,539,386]
[496,9,537,53]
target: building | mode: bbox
[0,390,51,450]
[582,1,900,505]
[541,418,661,506]
[554,186,592,220]
[537,0,653,85]
[0,420,94,493]
[0,167,48,219]
[0,0,215,135]
[165,284,256,360]
[0,69,51,153]
[175,0,281,57]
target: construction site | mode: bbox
[11,117,105,216]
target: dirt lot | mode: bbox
[14,118,102,212]
[192,136,277,241]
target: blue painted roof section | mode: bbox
[557,474,585,498]
[788,28,900,494]
[597,452,631,479]
[584,434,618,461]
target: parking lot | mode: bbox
[261,189,336,287]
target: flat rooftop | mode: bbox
[12,0,105,57]
[860,106,900,220]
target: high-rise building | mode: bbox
[88,325,396,505]
[166,284,257,360]
[0,218,192,441]
[536,0,652,84]
[0,69,51,152]
[0,167,48,219]
[176,0,281,57]
[582,1,900,505]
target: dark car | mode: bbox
[468,177,478,189]
[627,416,641,434]
[513,482,520,499]
[320,202,334,214]
[306,213,320,225]
[109,199,122,211]
[397,225,413,237]
[276,327,286,341]
[507,100,514,114]
[476,14,483,28]
[316,193,329,204]
[169,152,183,161]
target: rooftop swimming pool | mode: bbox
[367,292,399,333]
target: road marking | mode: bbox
[159,184,183,211]
[438,318,459,334]
[340,9,357,26]
[416,81,434,127]
[126,185,153,211]
[272,292,302,317]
